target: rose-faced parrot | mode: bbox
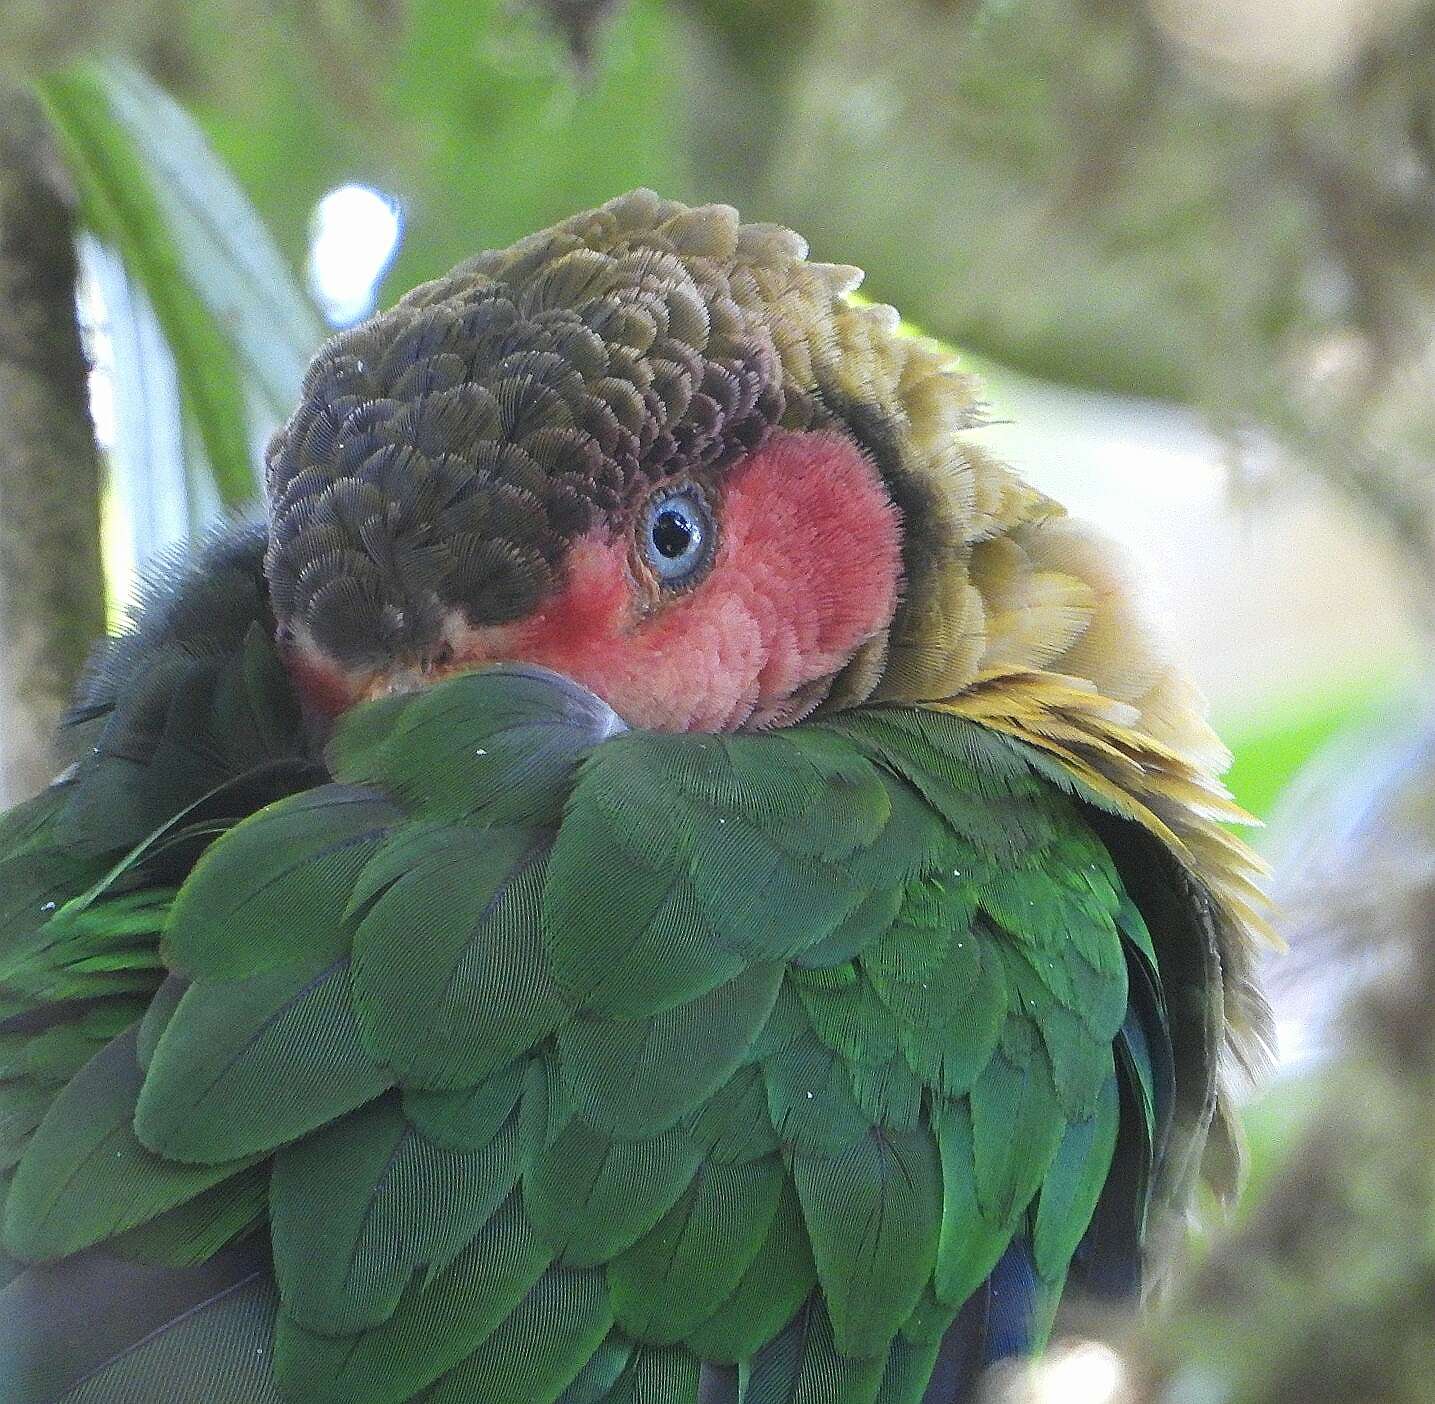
[0,190,1273,1403]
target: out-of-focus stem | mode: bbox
[0,87,106,804]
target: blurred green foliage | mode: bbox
[1222,674,1404,820]
[38,65,255,505]
[37,60,323,507]
[185,0,677,298]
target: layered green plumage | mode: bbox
[0,602,1164,1403]
[0,190,1266,1403]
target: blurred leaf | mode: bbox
[35,58,324,508]
[1221,674,1401,820]
[96,60,325,418]
[80,237,209,570]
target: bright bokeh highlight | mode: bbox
[307,184,403,327]
[1029,1340,1126,1404]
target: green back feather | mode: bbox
[1,645,1175,1403]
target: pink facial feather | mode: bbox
[288,429,903,732]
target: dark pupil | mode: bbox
[652,507,695,559]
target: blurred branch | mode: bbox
[672,0,822,197]
[526,0,626,71]
[0,86,105,804]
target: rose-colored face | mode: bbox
[285,428,904,733]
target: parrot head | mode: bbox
[266,189,1141,740]
[266,190,994,734]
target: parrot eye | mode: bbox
[641,487,713,586]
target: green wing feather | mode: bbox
[273,1189,551,1403]
[525,1118,704,1268]
[607,1153,786,1342]
[739,1298,886,1404]
[595,1343,701,1404]
[0,1255,282,1404]
[681,1176,817,1365]
[0,533,312,1391]
[349,825,564,1087]
[557,962,783,1136]
[417,1264,615,1404]
[4,1026,255,1261]
[268,1091,523,1334]
[553,1331,635,1403]
[1,634,1174,1402]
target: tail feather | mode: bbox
[981,1239,1040,1365]
[919,1238,1058,1403]
[733,1258,1043,1404]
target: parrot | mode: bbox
[0,189,1273,1404]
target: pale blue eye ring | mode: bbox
[642,488,713,585]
